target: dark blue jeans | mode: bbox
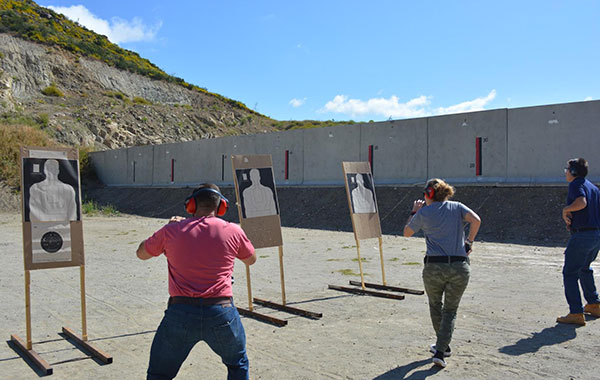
[147,302,249,380]
[563,230,600,314]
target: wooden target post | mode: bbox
[231,155,322,325]
[10,147,112,375]
[328,162,422,299]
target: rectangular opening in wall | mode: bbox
[171,158,175,182]
[133,161,136,182]
[285,150,289,180]
[475,137,482,176]
[368,145,374,174]
[221,154,225,181]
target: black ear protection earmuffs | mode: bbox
[568,162,580,176]
[424,185,435,200]
[185,188,229,216]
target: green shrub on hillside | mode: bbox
[41,84,64,97]
[36,112,49,127]
[0,123,58,188]
[104,91,128,101]
[271,119,357,131]
[0,118,97,189]
[2,111,44,128]
[133,96,151,105]
[78,145,97,180]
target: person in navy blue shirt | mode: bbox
[557,158,600,325]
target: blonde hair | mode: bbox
[425,178,455,202]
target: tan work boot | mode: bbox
[583,303,600,318]
[556,313,586,326]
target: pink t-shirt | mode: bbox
[144,216,254,298]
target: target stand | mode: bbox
[11,147,112,375]
[328,162,423,300]
[231,155,322,326]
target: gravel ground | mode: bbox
[1,213,599,380]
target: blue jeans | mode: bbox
[563,230,600,314]
[147,302,249,380]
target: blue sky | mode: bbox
[40,1,600,122]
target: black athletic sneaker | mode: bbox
[429,344,451,357]
[432,350,447,368]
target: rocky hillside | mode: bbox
[0,32,278,149]
[0,0,355,196]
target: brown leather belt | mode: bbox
[168,296,232,307]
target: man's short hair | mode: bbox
[191,183,221,211]
[568,158,588,178]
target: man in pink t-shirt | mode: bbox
[137,184,256,380]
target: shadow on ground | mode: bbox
[373,358,442,380]
[84,185,571,247]
[498,323,582,356]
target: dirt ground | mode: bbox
[1,212,599,380]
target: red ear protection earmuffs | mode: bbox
[424,185,435,200]
[185,188,229,216]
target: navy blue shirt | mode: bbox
[567,177,600,229]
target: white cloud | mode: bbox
[433,90,496,115]
[584,96,593,101]
[45,5,161,44]
[320,90,497,119]
[320,94,431,118]
[289,98,306,107]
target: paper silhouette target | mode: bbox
[23,158,80,222]
[20,147,84,270]
[231,155,283,249]
[346,173,378,214]
[342,162,382,241]
[236,168,279,219]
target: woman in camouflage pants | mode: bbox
[404,179,481,368]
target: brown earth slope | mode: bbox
[0,33,276,150]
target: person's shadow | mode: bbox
[498,323,581,356]
[373,359,442,380]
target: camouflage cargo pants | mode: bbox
[422,261,470,353]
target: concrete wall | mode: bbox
[93,147,128,185]
[127,145,154,185]
[252,129,305,185]
[303,124,361,184]
[90,100,600,187]
[428,109,507,182]
[507,101,600,183]
[360,119,428,184]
